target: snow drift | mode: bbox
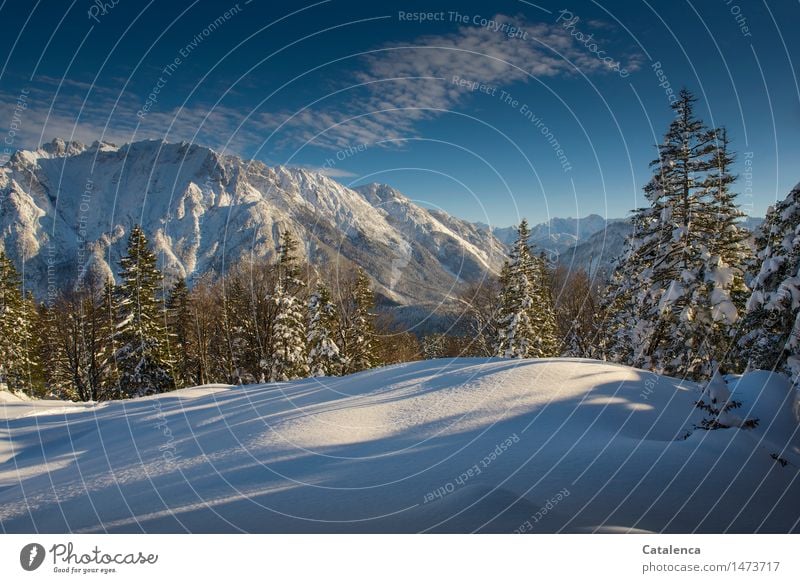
[1,358,798,533]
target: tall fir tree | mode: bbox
[690,127,752,374]
[341,268,379,373]
[0,251,37,393]
[270,279,309,381]
[602,89,750,379]
[269,231,309,381]
[114,225,173,396]
[307,282,343,377]
[493,220,558,358]
[737,183,800,382]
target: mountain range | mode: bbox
[0,138,763,306]
[0,139,506,306]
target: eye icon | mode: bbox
[20,543,46,571]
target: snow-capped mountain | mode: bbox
[558,220,632,275]
[0,139,505,304]
[479,214,611,254]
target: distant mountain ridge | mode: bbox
[0,139,505,305]
[0,138,764,304]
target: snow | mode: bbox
[1,358,798,533]
[0,139,505,305]
[657,280,684,312]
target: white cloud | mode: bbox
[261,13,643,151]
[0,13,642,162]
[297,164,358,178]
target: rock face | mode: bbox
[0,138,505,304]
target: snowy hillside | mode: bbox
[0,139,505,304]
[1,358,797,533]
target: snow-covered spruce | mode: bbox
[339,267,379,373]
[113,226,173,397]
[269,232,309,382]
[493,219,558,358]
[0,251,37,393]
[602,89,751,380]
[738,182,800,383]
[307,282,343,377]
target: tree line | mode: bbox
[2,88,799,398]
[0,228,415,400]
[454,88,800,387]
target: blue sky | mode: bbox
[1,0,798,227]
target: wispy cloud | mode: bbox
[261,13,643,151]
[296,164,358,178]
[0,81,273,159]
[0,13,642,162]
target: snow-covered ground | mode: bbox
[1,358,798,533]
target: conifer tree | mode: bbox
[307,282,343,377]
[533,251,560,356]
[222,266,261,384]
[114,225,173,396]
[341,268,378,373]
[0,251,37,393]
[269,231,308,381]
[602,89,750,379]
[270,279,309,381]
[100,279,120,397]
[737,183,800,382]
[493,220,558,358]
[689,127,752,375]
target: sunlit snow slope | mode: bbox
[1,359,798,533]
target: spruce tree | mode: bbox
[270,279,309,381]
[307,282,343,377]
[533,251,560,356]
[100,279,120,397]
[0,251,37,393]
[737,183,800,382]
[689,127,752,375]
[602,89,750,379]
[223,266,261,384]
[341,268,379,373]
[493,220,558,358]
[114,225,173,396]
[269,231,309,381]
